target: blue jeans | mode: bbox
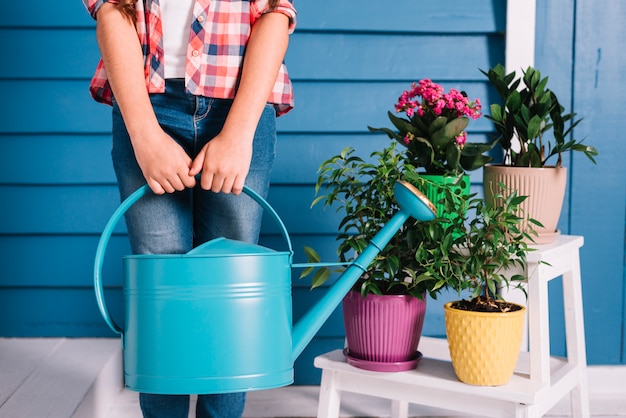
[111,79,277,418]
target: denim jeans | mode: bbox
[111,79,276,418]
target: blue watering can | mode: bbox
[94,180,436,395]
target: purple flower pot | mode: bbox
[342,291,427,371]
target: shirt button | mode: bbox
[197,15,205,23]
[191,50,200,57]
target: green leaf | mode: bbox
[299,266,315,279]
[311,269,331,289]
[445,143,461,171]
[489,103,503,122]
[387,111,418,134]
[303,246,322,262]
[430,118,469,150]
[428,116,448,135]
[526,115,543,140]
[505,90,521,112]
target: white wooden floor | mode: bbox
[1,338,625,418]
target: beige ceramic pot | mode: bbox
[483,165,567,244]
[444,301,526,386]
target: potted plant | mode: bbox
[481,64,599,243]
[303,143,450,372]
[409,174,535,386]
[368,78,496,217]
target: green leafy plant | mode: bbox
[368,79,496,175]
[406,172,537,312]
[302,143,449,299]
[481,64,598,167]
[303,141,535,309]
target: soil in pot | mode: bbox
[450,297,523,313]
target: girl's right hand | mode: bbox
[94,4,196,195]
[131,127,197,195]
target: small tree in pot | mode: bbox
[303,143,454,371]
[408,174,536,385]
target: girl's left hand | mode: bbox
[189,133,253,195]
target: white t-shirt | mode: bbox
[161,1,195,79]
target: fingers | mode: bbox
[198,172,234,194]
[189,148,205,176]
[147,178,166,195]
[146,172,196,195]
[197,170,245,195]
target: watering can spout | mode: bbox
[291,180,437,362]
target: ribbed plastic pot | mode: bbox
[343,291,426,369]
[444,301,526,386]
[483,165,567,244]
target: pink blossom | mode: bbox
[455,132,467,146]
[393,79,482,133]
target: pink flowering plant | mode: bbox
[369,79,496,175]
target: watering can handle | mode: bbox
[93,183,293,335]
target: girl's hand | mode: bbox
[189,132,253,195]
[132,127,197,195]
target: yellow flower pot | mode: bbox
[444,301,526,386]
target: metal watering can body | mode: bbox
[94,181,435,394]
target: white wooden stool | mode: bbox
[314,235,589,418]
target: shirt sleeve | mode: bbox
[83,0,119,20]
[250,0,297,33]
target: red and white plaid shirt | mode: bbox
[83,0,296,115]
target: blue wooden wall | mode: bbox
[0,0,624,385]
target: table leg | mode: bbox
[562,252,590,418]
[317,369,341,418]
[391,399,408,418]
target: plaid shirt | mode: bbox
[83,0,296,115]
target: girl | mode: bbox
[82,1,296,416]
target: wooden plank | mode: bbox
[0,135,115,185]
[1,0,504,33]
[0,338,119,418]
[0,80,495,134]
[0,338,62,407]
[569,0,626,365]
[0,1,93,28]
[295,1,505,33]
[0,29,100,79]
[0,235,129,287]
[0,288,123,337]
[0,80,110,134]
[0,184,122,234]
[286,34,503,81]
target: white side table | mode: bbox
[314,235,589,418]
